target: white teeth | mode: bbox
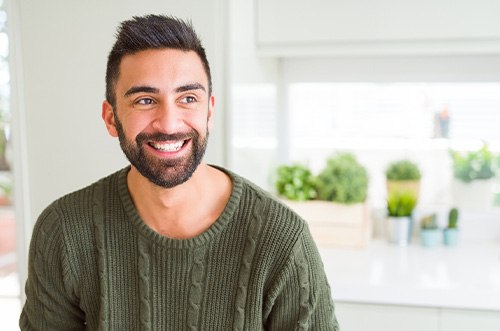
[151,141,184,152]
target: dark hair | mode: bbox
[105,14,212,107]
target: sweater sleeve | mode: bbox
[264,226,340,331]
[20,207,86,330]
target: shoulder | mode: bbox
[34,167,127,231]
[218,166,310,249]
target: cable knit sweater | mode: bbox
[20,166,339,330]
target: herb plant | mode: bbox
[316,153,368,204]
[451,145,496,183]
[387,190,418,217]
[385,160,421,181]
[275,164,317,201]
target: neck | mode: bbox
[127,164,232,239]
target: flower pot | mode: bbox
[386,216,412,246]
[386,180,420,199]
[443,228,459,246]
[420,229,441,247]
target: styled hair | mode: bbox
[105,14,212,107]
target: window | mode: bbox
[289,83,500,142]
[230,84,278,189]
[229,81,500,211]
[288,82,500,209]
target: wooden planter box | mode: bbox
[282,200,372,248]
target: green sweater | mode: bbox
[20,166,339,330]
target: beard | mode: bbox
[114,115,209,189]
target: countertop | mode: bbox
[320,239,500,311]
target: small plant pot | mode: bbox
[443,228,459,246]
[420,229,441,247]
[386,180,420,200]
[386,216,412,246]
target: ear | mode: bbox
[207,95,215,131]
[102,100,118,137]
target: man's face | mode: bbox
[103,49,214,188]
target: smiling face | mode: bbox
[102,48,214,188]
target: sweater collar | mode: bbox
[117,165,244,249]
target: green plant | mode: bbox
[450,144,496,183]
[387,190,418,217]
[316,153,369,204]
[275,164,317,201]
[420,213,438,230]
[447,207,459,228]
[385,160,421,180]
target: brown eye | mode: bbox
[137,98,155,105]
[180,96,197,104]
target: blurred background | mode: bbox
[2,0,500,329]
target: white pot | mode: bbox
[386,216,412,246]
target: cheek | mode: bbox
[183,111,209,130]
[197,117,211,134]
[123,114,152,136]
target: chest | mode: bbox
[78,233,268,330]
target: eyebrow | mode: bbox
[124,85,159,97]
[124,83,207,98]
[174,83,206,93]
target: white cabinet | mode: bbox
[441,309,500,331]
[335,302,500,331]
[256,0,500,56]
[335,302,439,331]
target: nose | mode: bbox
[152,103,183,133]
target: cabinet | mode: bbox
[256,0,500,56]
[441,309,500,331]
[335,302,500,331]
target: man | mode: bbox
[20,14,339,330]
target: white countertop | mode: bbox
[320,239,500,311]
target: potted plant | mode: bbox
[443,207,459,246]
[275,164,317,201]
[274,163,321,225]
[276,153,371,247]
[450,144,497,210]
[313,153,371,247]
[419,213,440,247]
[316,153,369,204]
[386,190,418,245]
[385,160,421,199]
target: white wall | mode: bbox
[11,0,228,292]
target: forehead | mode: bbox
[116,48,208,90]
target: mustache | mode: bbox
[135,130,198,144]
